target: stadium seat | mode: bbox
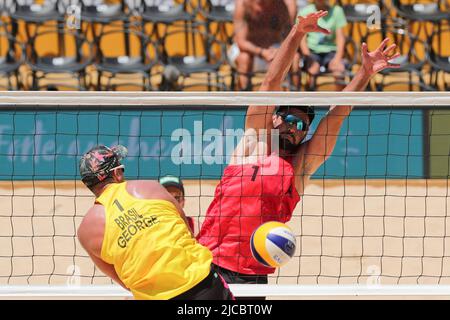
[78,0,136,76]
[138,0,197,25]
[80,0,129,24]
[95,28,159,90]
[196,1,234,90]
[137,0,199,57]
[158,26,229,91]
[8,0,68,39]
[336,0,389,39]
[80,0,132,44]
[363,27,430,92]
[200,0,234,45]
[0,3,14,35]
[428,27,450,91]
[375,79,435,91]
[25,27,94,90]
[0,31,25,90]
[391,0,449,38]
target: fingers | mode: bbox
[387,53,402,68]
[304,10,328,20]
[315,10,328,19]
[383,44,397,56]
[376,38,390,52]
[389,52,401,60]
[310,10,329,33]
[297,10,328,33]
[361,42,370,57]
[388,52,402,61]
[317,26,331,34]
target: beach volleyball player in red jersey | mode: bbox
[197,10,401,293]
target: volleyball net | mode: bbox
[0,91,449,298]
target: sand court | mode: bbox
[1,178,449,290]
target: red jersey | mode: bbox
[197,153,300,275]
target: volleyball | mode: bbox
[250,221,297,268]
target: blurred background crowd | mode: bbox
[0,0,448,92]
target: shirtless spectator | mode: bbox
[229,0,298,90]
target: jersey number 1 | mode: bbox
[113,199,124,212]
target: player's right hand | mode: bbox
[296,10,331,35]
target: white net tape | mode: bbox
[0,91,448,106]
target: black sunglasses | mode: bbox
[277,112,309,131]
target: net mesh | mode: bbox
[0,99,449,288]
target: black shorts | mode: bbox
[211,264,268,300]
[171,267,235,300]
[305,51,337,70]
[211,264,268,284]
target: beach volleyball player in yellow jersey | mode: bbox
[77,145,234,300]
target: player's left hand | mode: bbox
[361,38,401,75]
[296,10,331,35]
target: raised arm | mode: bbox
[295,38,401,187]
[245,10,330,132]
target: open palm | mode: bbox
[296,10,331,35]
[362,38,401,75]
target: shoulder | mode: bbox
[79,204,105,232]
[330,5,347,27]
[331,5,345,16]
[126,180,162,190]
[236,0,247,14]
[283,0,297,11]
[126,180,165,194]
[125,180,172,201]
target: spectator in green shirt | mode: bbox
[299,0,348,90]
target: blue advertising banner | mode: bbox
[0,108,424,180]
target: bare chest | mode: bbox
[245,8,291,44]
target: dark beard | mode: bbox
[279,136,301,154]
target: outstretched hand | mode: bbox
[361,38,401,75]
[296,10,331,35]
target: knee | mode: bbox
[308,62,320,75]
[235,52,253,71]
[328,61,345,73]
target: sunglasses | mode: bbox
[110,164,125,173]
[277,113,309,131]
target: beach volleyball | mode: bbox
[250,221,297,268]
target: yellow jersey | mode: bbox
[96,182,212,300]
